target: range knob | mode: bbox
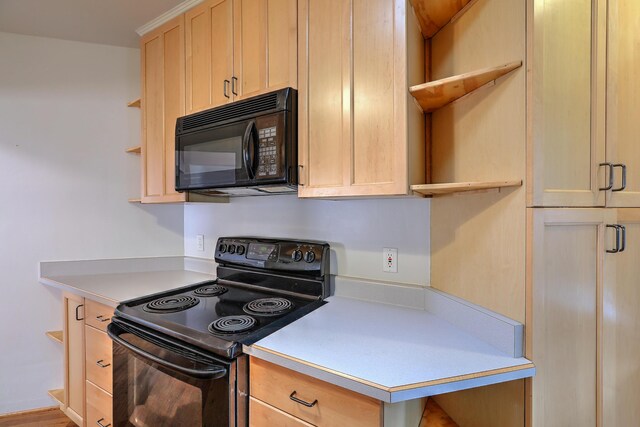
[236,245,245,255]
[218,243,227,253]
[228,244,236,254]
[304,251,316,263]
[292,249,303,262]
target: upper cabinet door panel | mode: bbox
[530,0,606,207]
[185,0,233,114]
[606,2,640,207]
[234,0,297,100]
[142,33,164,198]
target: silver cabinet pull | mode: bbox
[96,418,111,427]
[231,76,238,96]
[289,391,318,407]
[223,80,230,98]
[96,315,111,323]
[612,163,627,192]
[600,162,614,191]
[96,359,111,368]
[606,224,626,253]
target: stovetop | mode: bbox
[115,279,324,359]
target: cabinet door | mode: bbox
[141,16,186,203]
[606,3,640,207]
[298,0,415,198]
[185,0,234,113]
[233,0,297,100]
[602,209,640,426]
[530,0,607,207]
[529,208,612,427]
[63,292,85,425]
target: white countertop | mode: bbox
[39,256,216,307]
[245,296,534,403]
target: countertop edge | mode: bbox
[39,276,119,308]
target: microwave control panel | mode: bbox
[257,126,279,177]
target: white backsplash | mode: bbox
[184,195,430,286]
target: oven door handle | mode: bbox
[107,323,227,380]
[242,120,257,180]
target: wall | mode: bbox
[184,196,430,286]
[0,32,184,413]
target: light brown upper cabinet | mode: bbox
[530,0,640,208]
[140,16,186,203]
[297,0,425,198]
[185,0,297,115]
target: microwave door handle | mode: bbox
[242,121,257,180]
[107,323,227,380]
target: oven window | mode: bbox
[112,334,231,427]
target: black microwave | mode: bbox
[175,88,297,196]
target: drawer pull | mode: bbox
[96,315,111,322]
[96,418,111,427]
[96,359,111,368]
[289,391,318,408]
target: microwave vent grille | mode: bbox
[180,93,279,132]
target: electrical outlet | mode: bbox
[383,247,398,273]
[196,235,205,251]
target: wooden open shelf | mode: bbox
[127,98,141,108]
[125,146,141,154]
[409,0,477,38]
[45,331,63,344]
[128,198,142,203]
[47,389,64,406]
[410,61,523,113]
[411,180,522,196]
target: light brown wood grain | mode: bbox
[84,299,113,332]
[0,406,75,427]
[249,397,314,427]
[85,326,112,394]
[420,398,458,427]
[140,16,186,204]
[409,0,473,38]
[85,381,112,427]
[234,0,267,98]
[125,146,141,154]
[46,330,63,344]
[412,180,521,196]
[410,61,522,112]
[605,2,640,208]
[250,357,382,427]
[127,99,141,108]
[63,292,84,426]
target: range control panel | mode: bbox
[215,237,329,274]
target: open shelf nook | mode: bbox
[47,389,64,406]
[409,0,478,38]
[127,99,141,108]
[125,146,141,154]
[45,331,63,344]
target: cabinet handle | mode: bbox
[96,359,111,368]
[224,80,230,98]
[75,304,84,321]
[96,315,111,323]
[606,224,625,253]
[612,163,627,192]
[600,162,614,191]
[96,418,111,427]
[289,391,318,408]
[231,77,238,96]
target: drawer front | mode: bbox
[250,357,382,427]
[250,397,313,427]
[85,299,114,331]
[86,380,112,427]
[86,325,112,393]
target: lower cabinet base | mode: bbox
[250,397,314,427]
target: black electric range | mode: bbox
[107,237,330,427]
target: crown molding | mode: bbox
[135,0,204,36]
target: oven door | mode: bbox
[107,319,242,427]
[176,118,259,191]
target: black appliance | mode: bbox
[107,237,330,427]
[175,88,297,196]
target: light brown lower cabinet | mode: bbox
[250,357,382,426]
[59,295,113,427]
[528,208,640,426]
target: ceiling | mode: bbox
[0,0,186,48]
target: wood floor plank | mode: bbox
[0,407,76,427]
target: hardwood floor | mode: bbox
[0,407,75,427]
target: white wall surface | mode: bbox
[0,32,184,413]
[184,196,430,286]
